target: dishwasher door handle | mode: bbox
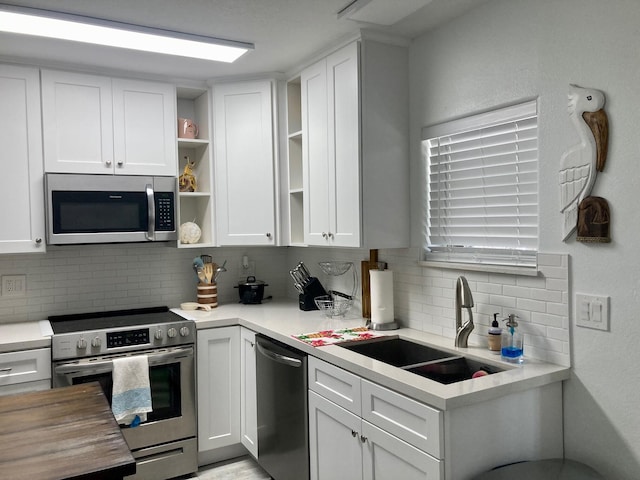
[256,341,303,367]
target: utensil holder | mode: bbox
[197,282,218,307]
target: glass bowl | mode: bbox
[314,295,353,317]
[318,261,353,276]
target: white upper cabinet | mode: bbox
[295,37,410,248]
[42,70,176,176]
[41,70,113,174]
[112,78,177,176]
[0,64,46,253]
[213,80,277,246]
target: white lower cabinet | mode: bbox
[308,357,443,480]
[309,389,366,480]
[309,391,441,480]
[309,357,564,480]
[197,326,240,453]
[240,327,258,457]
[0,348,51,396]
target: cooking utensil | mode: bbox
[203,263,214,283]
[196,267,207,284]
[298,262,311,282]
[214,260,227,282]
[200,254,212,264]
[289,270,304,293]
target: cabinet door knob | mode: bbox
[266,232,272,239]
[360,435,367,443]
[322,232,328,239]
[117,160,124,167]
[351,430,358,437]
[105,160,112,166]
[34,238,42,245]
[328,232,334,239]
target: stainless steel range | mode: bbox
[49,306,197,480]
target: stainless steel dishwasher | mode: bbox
[255,334,309,480]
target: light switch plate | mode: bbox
[576,293,609,331]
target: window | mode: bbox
[422,100,538,268]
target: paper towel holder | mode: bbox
[369,266,399,331]
[370,320,399,331]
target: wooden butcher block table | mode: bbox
[0,382,135,480]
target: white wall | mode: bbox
[408,0,640,477]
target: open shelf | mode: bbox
[176,87,215,248]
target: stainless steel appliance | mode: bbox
[255,335,309,480]
[45,173,177,245]
[50,306,197,480]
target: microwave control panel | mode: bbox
[155,192,175,231]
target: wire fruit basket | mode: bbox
[314,294,353,318]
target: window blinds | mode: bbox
[422,100,538,267]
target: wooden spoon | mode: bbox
[203,263,214,284]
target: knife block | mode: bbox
[299,277,327,311]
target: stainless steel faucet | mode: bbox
[454,276,474,348]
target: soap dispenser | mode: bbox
[501,314,524,363]
[488,313,502,352]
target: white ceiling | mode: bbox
[0,0,488,84]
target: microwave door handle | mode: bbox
[145,183,155,241]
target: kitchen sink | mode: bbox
[339,337,453,367]
[406,357,504,384]
[339,337,504,384]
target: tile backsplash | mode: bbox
[0,243,289,322]
[0,244,569,366]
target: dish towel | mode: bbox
[111,355,152,427]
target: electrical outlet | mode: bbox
[237,261,255,280]
[576,293,609,331]
[1,275,26,297]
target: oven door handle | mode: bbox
[54,348,193,375]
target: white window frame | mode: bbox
[421,100,539,273]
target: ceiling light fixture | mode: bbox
[0,4,253,63]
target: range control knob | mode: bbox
[154,329,164,341]
[77,337,87,350]
[167,327,177,338]
[91,337,102,348]
[179,326,190,337]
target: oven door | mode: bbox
[52,346,195,451]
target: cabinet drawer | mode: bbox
[0,348,51,387]
[308,356,361,415]
[362,420,443,480]
[361,379,443,458]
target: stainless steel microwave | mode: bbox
[45,174,177,245]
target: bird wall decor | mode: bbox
[559,84,609,241]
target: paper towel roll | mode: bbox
[370,270,394,325]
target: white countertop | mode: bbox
[0,320,52,353]
[173,300,570,410]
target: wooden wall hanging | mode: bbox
[559,84,610,242]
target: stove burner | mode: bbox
[48,306,176,334]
